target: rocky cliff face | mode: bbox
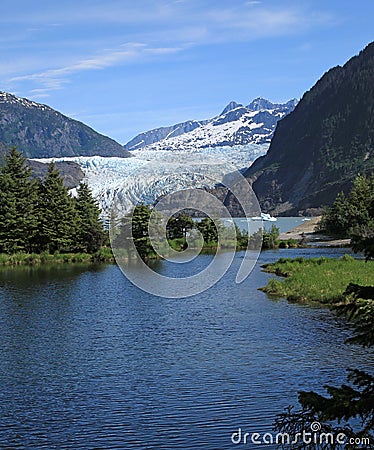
[243,42,374,215]
[0,92,130,158]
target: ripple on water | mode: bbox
[0,248,372,449]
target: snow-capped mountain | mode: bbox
[0,91,52,110]
[125,97,297,152]
[124,119,209,150]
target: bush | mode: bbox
[262,225,280,249]
[318,174,374,238]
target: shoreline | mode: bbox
[261,255,374,305]
[278,216,351,247]
[0,250,115,267]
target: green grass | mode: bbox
[0,248,114,266]
[278,238,299,248]
[167,238,188,251]
[261,255,374,304]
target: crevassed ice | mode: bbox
[33,144,268,216]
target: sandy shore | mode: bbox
[279,216,351,247]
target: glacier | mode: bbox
[33,144,268,216]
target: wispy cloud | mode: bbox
[9,43,183,96]
[27,89,54,100]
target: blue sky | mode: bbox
[1,1,373,144]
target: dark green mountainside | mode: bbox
[244,41,374,215]
[0,91,130,158]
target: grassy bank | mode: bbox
[0,247,114,266]
[261,255,374,304]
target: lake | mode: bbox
[0,247,372,449]
[230,216,306,234]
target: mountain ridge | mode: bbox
[124,97,298,152]
[243,41,374,215]
[0,91,130,158]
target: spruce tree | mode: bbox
[0,147,38,253]
[319,174,374,237]
[166,212,194,240]
[74,182,104,253]
[114,204,165,259]
[35,162,78,253]
[196,217,223,244]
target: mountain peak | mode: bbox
[247,97,275,111]
[284,98,299,109]
[0,91,51,111]
[125,97,297,151]
[220,101,243,116]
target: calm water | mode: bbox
[210,216,305,234]
[0,248,372,449]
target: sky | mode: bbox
[0,1,373,145]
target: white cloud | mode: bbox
[204,6,335,41]
[9,43,183,93]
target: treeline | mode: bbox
[112,204,289,260]
[318,174,374,259]
[112,204,260,259]
[0,147,105,255]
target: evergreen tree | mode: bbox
[262,224,280,249]
[319,174,374,238]
[114,204,165,259]
[74,182,104,253]
[166,212,194,239]
[35,162,78,253]
[351,180,374,260]
[351,228,374,260]
[0,147,38,253]
[196,217,222,244]
[319,191,351,236]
